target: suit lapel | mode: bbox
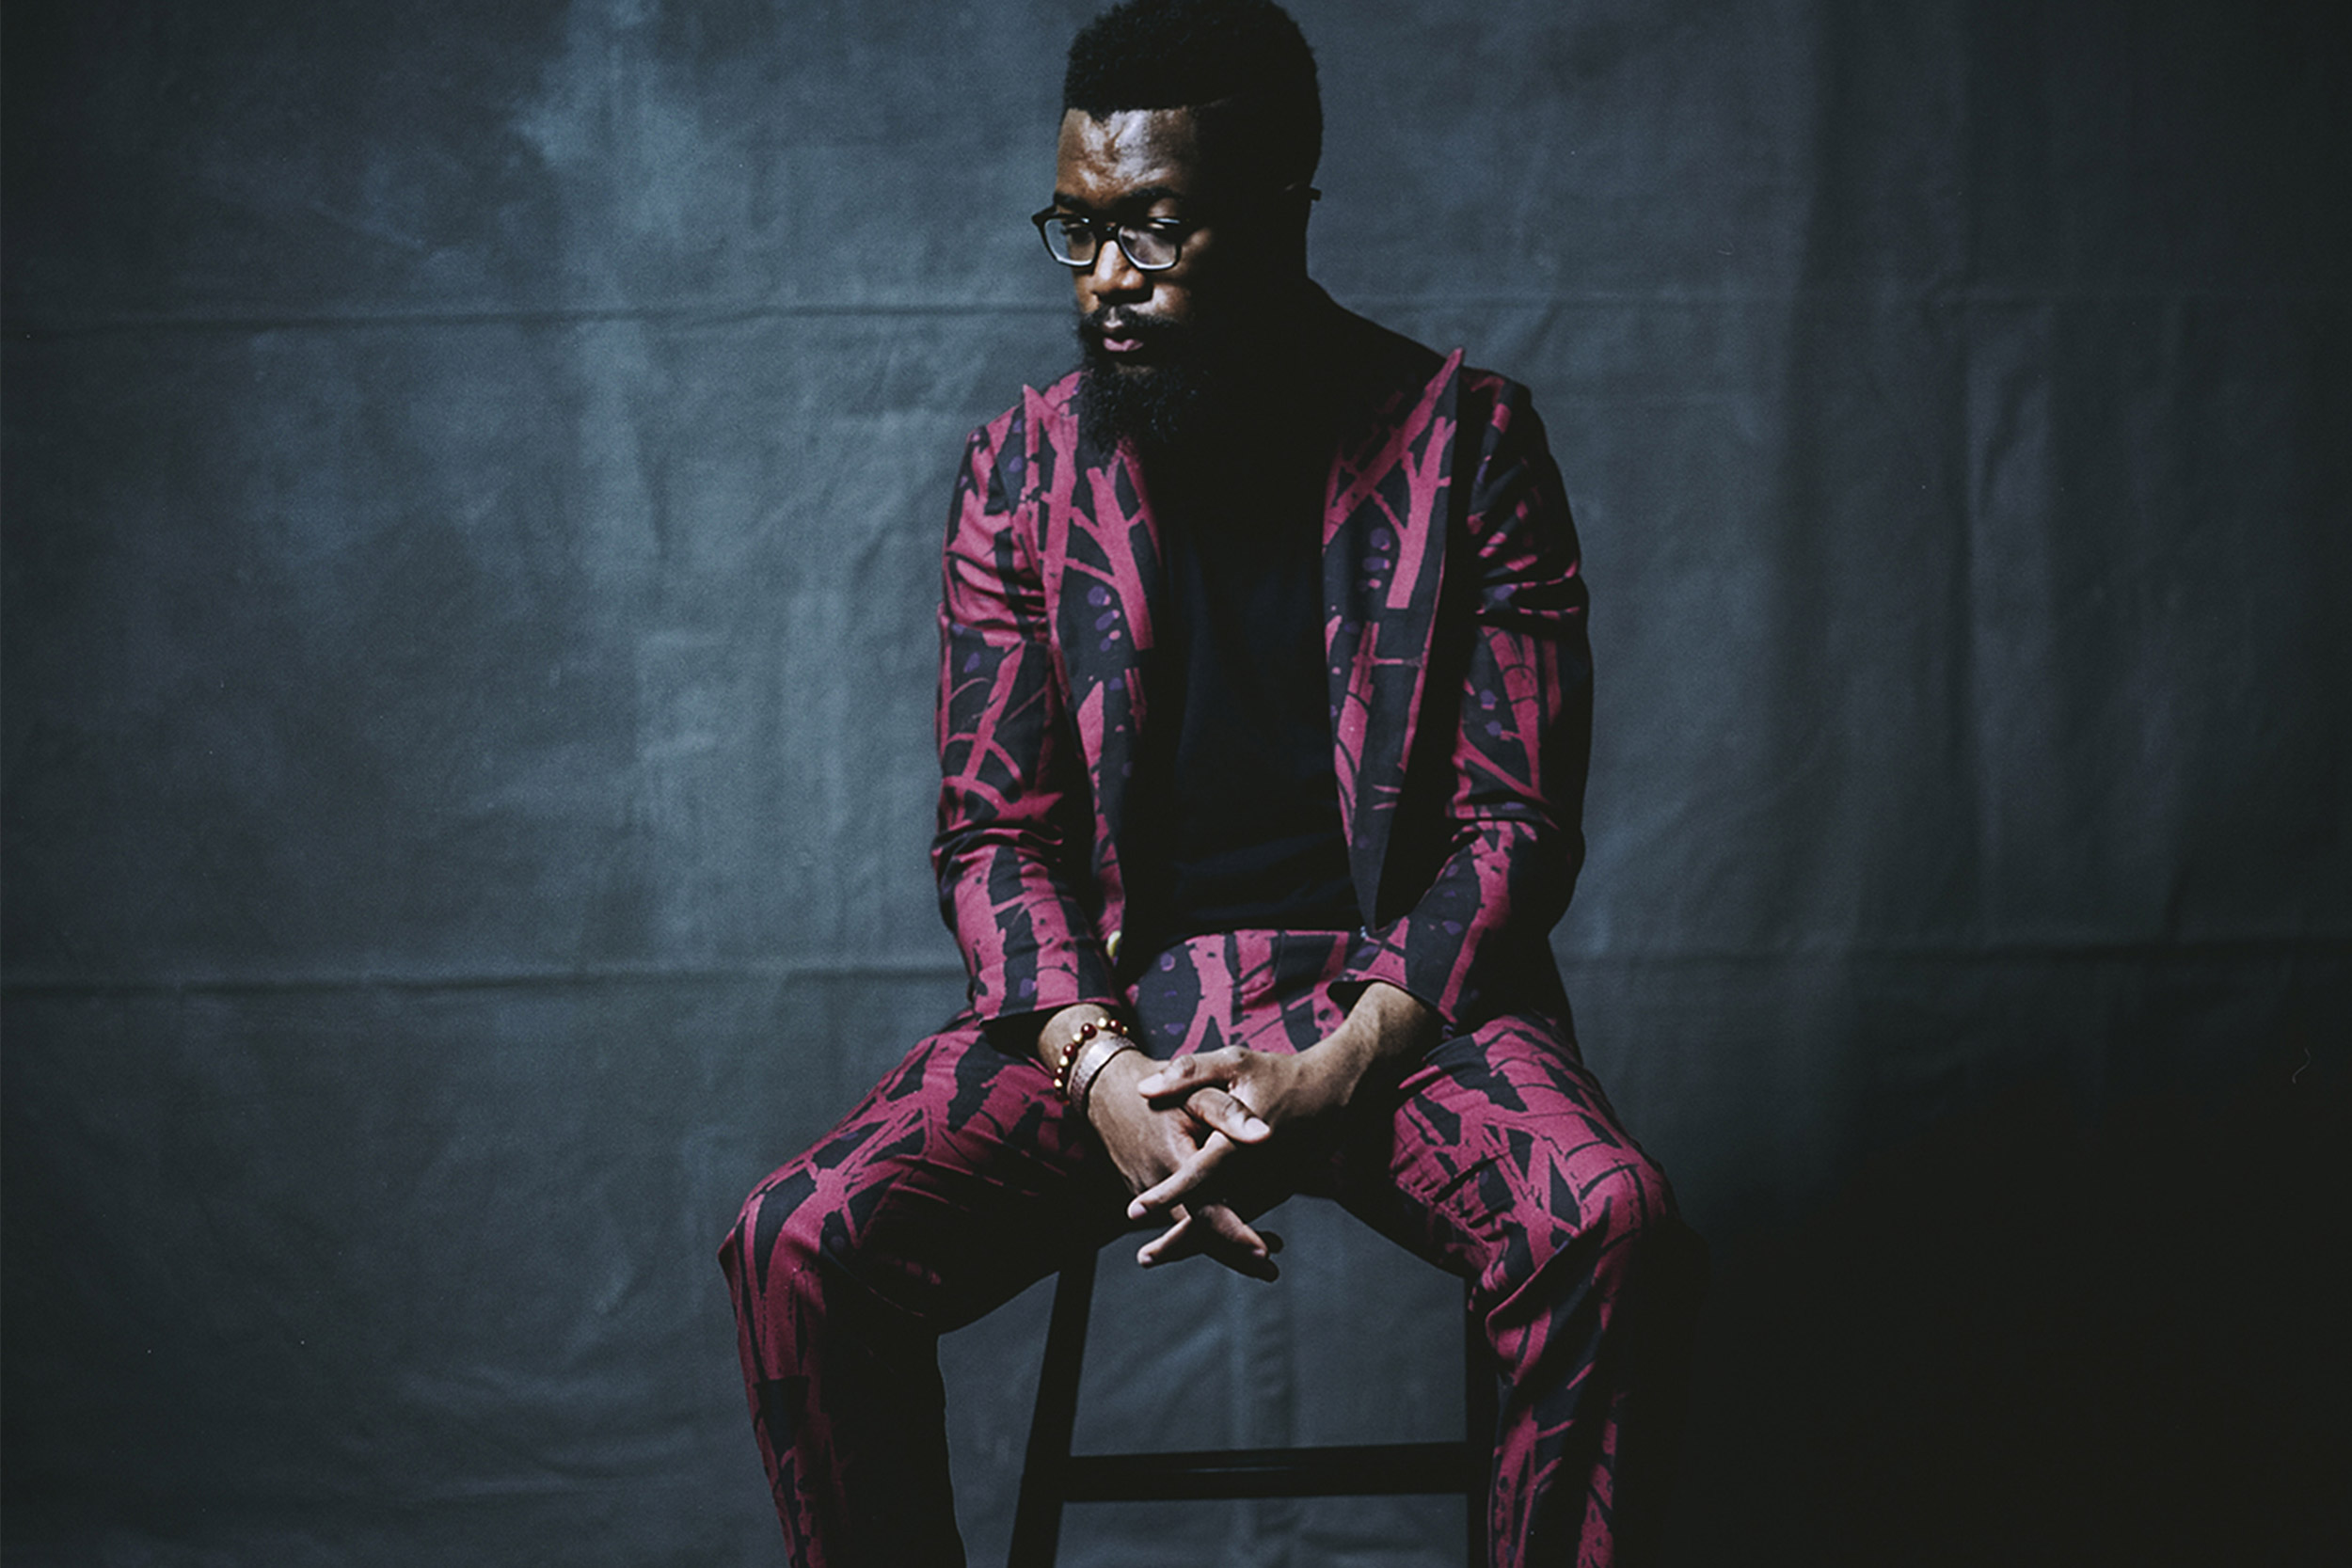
[1323,349,1464,926]
[1031,388,1160,922]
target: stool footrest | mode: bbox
[1057,1439,1478,1501]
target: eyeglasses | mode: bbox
[1031,208,1194,272]
[1030,186,1319,273]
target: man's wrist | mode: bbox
[1351,981,1437,1051]
[1078,1045,1151,1129]
[1034,1004,1117,1067]
[1319,982,1437,1090]
[1041,1007,1139,1102]
[1067,1033,1139,1113]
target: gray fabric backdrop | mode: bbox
[5,2,2346,1563]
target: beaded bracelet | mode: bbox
[1050,1016,1135,1101]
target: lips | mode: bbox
[1085,311,1168,360]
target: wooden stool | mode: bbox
[1008,1245,1499,1566]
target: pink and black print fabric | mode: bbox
[723,930,1692,1567]
[727,294,1695,1567]
[932,296,1594,1034]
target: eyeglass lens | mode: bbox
[1043,217,1179,270]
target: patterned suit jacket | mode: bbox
[932,298,1592,1035]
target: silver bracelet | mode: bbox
[1069,1037,1140,1115]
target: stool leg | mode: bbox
[1464,1282,1498,1568]
[1009,1254,1099,1568]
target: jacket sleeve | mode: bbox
[930,415,1121,1024]
[1338,379,1593,1029]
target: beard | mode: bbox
[1075,303,1263,461]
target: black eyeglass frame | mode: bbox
[1029,184,1322,273]
[1029,208,1195,273]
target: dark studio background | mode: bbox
[4,1,2347,1564]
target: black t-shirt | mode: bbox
[1128,452,1359,942]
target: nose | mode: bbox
[1082,235,1148,303]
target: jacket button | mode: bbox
[1104,928,1123,965]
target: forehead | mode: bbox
[1055,107,1205,207]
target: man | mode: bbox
[722,2,1695,1561]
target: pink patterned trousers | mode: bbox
[721,930,1699,1566]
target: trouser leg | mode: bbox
[718,1022,1127,1568]
[1343,1015,1701,1568]
[1131,931,1702,1566]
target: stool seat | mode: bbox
[1009,1245,1497,1566]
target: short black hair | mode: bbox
[1063,0,1322,192]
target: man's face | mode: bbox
[1057,105,1284,453]
[1053,105,1227,375]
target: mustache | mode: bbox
[1078,307,1188,351]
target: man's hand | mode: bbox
[1120,982,1438,1261]
[1082,1048,1284,1278]
[1032,1004,1283,1279]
